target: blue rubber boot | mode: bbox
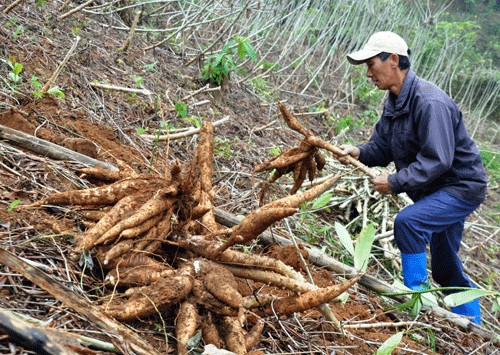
[451,298,481,325]
[401,252,429,291]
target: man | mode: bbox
[341,31,487,324]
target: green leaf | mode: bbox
[237,41,246,60]
[311,192,332,210]
[376,331,403,355]
[354,223,375,272]
[12,62,23,75]
[187,329,202,348]
[443,289,495,307]
[175,101,188,119]
[243,41,257,60]
[7,199,22,212]
[492,298,500,312]
[47,86,65,98]
[334,222,354,257]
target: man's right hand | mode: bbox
[336,145,361,164]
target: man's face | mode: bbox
[364,56,394,91]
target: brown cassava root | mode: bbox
[27,119,360,353]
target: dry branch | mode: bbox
[90,82,153,95]
[0,248,161,355]
[59,0,94,20]
[0,309,76,355]
[118,10,141,52]
[41,36,80,94]
[0,124,118,171]
[2,0,25,13]
[141,116,230,141]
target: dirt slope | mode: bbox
[0,2,498,354]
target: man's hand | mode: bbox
[371,173,392,194]
[336,145,360,164]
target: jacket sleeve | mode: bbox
[358,117,393,167]
[388,100,455,193]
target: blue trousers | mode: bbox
[393,190,480,292]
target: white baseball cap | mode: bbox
[347,31,409,65]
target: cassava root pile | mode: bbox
[25,114,360,354]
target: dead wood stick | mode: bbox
[3,0,25,13]
[213,208,499,343]
[0,309,76,355]
[41,36,80,94]
[0,309,120,354]
[141,116,230,141]
[0,248,161,355]
[59,0,94,20]
[0,124,118,171]
[90,82,152,96]
[118,10,141,52]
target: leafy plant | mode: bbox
[31,75,65,99]
[182,116,202,128]
[214,136,233,158]
[1,58,24,85]
[132,76,144,87]
[334,222,375,272]
[175,101,188,119]
[202,36,257,86]
[335,114,364,135]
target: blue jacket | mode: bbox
[358,70,487,203]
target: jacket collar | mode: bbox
[384,69,416,118]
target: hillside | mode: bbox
[0,1,498,354]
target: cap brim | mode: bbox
[346,49,381,65]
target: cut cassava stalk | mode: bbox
[0,124,118,171]
[0,248,160,355]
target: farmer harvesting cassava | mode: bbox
[339,31,487,324]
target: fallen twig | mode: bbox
[59,0,94,20]
[90,82,152,96]
[140,116,230,141]
[0,248,161,354]
[118,10,141,52]
[41,36,81,94]
[3,0,25,14]
[0,124,118,171]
